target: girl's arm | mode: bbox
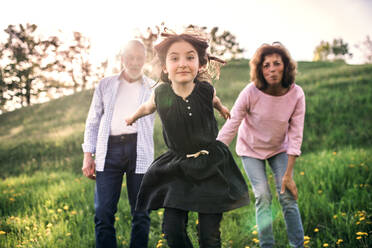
[213,89,231,120]
[125,91,156,125]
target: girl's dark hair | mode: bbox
[250,42,297,90]
[154,32,225,83]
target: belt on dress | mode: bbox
[186,150,209,158]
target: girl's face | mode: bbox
[164,41,200,85]
[262,53,284,87]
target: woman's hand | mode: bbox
[280,175,298,200]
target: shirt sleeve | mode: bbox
[81,81,104,153]
[217,85,250,145]
[287,89,306,156]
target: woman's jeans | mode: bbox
[162,207,223,248]
[241,153,304,248]
[94,134,150,248]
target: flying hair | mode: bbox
[153,27,226,84]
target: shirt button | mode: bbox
[185,99,189,103]
[187,106,191,109]
[189,113,192,116]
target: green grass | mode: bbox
[0,60,371,247]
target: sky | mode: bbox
[1,0,372,65]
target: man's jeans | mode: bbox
[162,207,223,248]
[241,153,304,248]
[94,134,150,248]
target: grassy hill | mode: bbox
[0,60,371,247]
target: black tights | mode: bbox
[162,207,223,248]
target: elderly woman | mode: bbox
[217,42,305,248]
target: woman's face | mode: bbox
[164,40,200,85]
[262,53,284,87]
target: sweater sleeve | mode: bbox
[287,89,306,156]
[217,85,250,145]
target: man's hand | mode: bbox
[82,153,96,180]
[280,175,298,200]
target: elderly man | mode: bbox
[82,40,155,248]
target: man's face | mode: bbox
[122,45,146,80]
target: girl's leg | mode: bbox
[268,152,304,248]
[198,212,223,248]
[162,208,193,248]
[241,156,275,248]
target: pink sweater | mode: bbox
[217,83,305,159]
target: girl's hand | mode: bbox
[280,175,298,200]
[219,105,231,120]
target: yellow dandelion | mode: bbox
[333,215,337,219]
[359,216,365,221]
[314,228,319,232]
[318,190,323,194]
[304,240,310,245]
[196,219,199,225]
[356,221,360,225]
[71,210,77,215]
[300,171,305,176]
[47,223,53,228]
[252,230,258,235]
[356,236,362,240]
[245,246,250,248]
[48,209,55,214]
[63,205,69,210]
[66,233,71,236]
[161,233,165,238]
[341,212,346,216]
[25,226,30,231]
[9,197,15,202]
[115,217,119,221]
[304,236,310,240]
[332,151,337,155]
[0,231,6,235]
[336,239,343,244]
[323,243,329,247]
[156,244,162,248]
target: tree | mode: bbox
[198,25,245,59]
[355,35,372,63]
[0,23,60,107]
[331,38,352,61]
[313,38,352,62]
[313,40,331,61]
[135,23,245,63]
[57,32,97,92]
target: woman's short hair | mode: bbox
[250,42,297,89]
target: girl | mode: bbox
[126,32,250,247]
[217,42,305,248]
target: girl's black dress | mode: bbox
[136,81,250,213]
